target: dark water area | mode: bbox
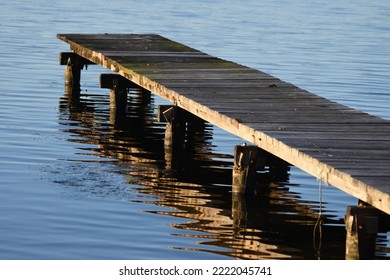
[0,0,389,259]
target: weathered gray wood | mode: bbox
[57,33,390,215]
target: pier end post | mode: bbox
[158,105,187,172]
[60,52,92,97]
[232,145,266,194]
[345,205,379,259]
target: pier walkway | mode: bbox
[57,33,390,218]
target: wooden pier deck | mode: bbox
[57,34,390,216]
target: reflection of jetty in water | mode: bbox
[59,86,388,260]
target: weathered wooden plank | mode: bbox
[141,71,277,80]
[253,122,390,131]
[57,33,390,215]
[246,125,390,137]
[302,152,390,162]
[163,86,352,103]
[204,104,370,115]
[261,133,390,142]
[100,50,208,55]
[59,33,199,52]
[219,115,383,125]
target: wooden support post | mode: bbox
[64,58,82,97]
[232,145,266,193]
[345,205,379,259]
[158,105,186,172]
[110,84,128,125]
[100,74,135,125]
[159,105,187,147]
[60,52,93,97]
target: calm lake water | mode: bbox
[0,0,389,259]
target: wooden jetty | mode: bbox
[57,34,390,259]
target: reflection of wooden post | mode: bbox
[232,192,247,231]
[129,86,152,127]
[60,52,92,98]
[345,206,379,259]
[133,86,151,107]
[232,145,266,193]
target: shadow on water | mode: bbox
[58,85,389,260]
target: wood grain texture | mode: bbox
[57,33,390,215]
